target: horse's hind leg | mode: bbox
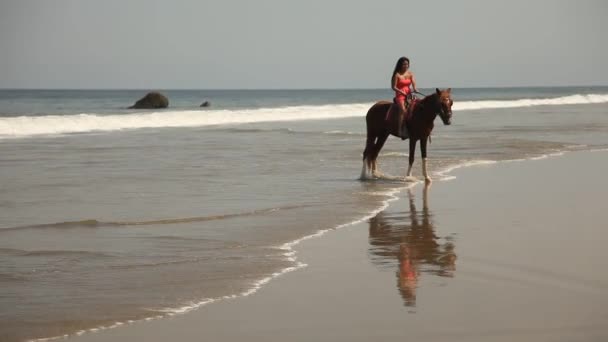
[370,133,389,176]
[361,135,376,179]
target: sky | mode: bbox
[1,0,607,89]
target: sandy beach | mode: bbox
[63,150,608,342]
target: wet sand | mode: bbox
[69,150,608,342]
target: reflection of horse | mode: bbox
[361,89,453,183]
[368,184,456,307]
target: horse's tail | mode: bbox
[363,104,380,161]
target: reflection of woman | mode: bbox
[398,244,418,307]
[368,184,456,307]
[391,57,418,139]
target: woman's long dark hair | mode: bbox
[392,57,410,79]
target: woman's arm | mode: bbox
[410,72,418,93]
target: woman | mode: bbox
[391,57,417,139]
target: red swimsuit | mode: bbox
[395,77,412,104]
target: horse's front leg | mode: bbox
[420,136,431,183]
[405,139,417,181]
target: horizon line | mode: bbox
[1,84,607,91]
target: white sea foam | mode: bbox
[4,93,608,139]
[433,150,582,182]
[0,104,368,139]
[379,152,409,157]
[323,130,361,135]
[454,93,608,111]
[435,159,498,181]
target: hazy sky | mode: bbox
[1,0,607,89]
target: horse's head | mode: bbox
[435,88,453,125]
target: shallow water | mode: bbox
[0,87,607,341]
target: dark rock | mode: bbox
[129,92,169,109]
[200,101,210,107]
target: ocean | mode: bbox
[1,87,607,341]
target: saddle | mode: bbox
[385,98,418,122]
[385,98,418,137]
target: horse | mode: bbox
[361,88,453,183]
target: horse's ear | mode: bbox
[447,88,452,93]
[436,88,441,95]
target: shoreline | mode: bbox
[40,148,608,342]
[31,165,412,342]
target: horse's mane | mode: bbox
[418,92,438,107]
[412,92,439,117]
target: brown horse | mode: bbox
[361,88,453,183]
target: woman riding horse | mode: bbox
[390,57,418,139]
[361,88,453,183]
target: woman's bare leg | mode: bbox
[397,100,406,139]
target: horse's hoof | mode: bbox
[425,177,433,184]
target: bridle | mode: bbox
[411,91,452,118]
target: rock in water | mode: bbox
[129,92,169,109]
